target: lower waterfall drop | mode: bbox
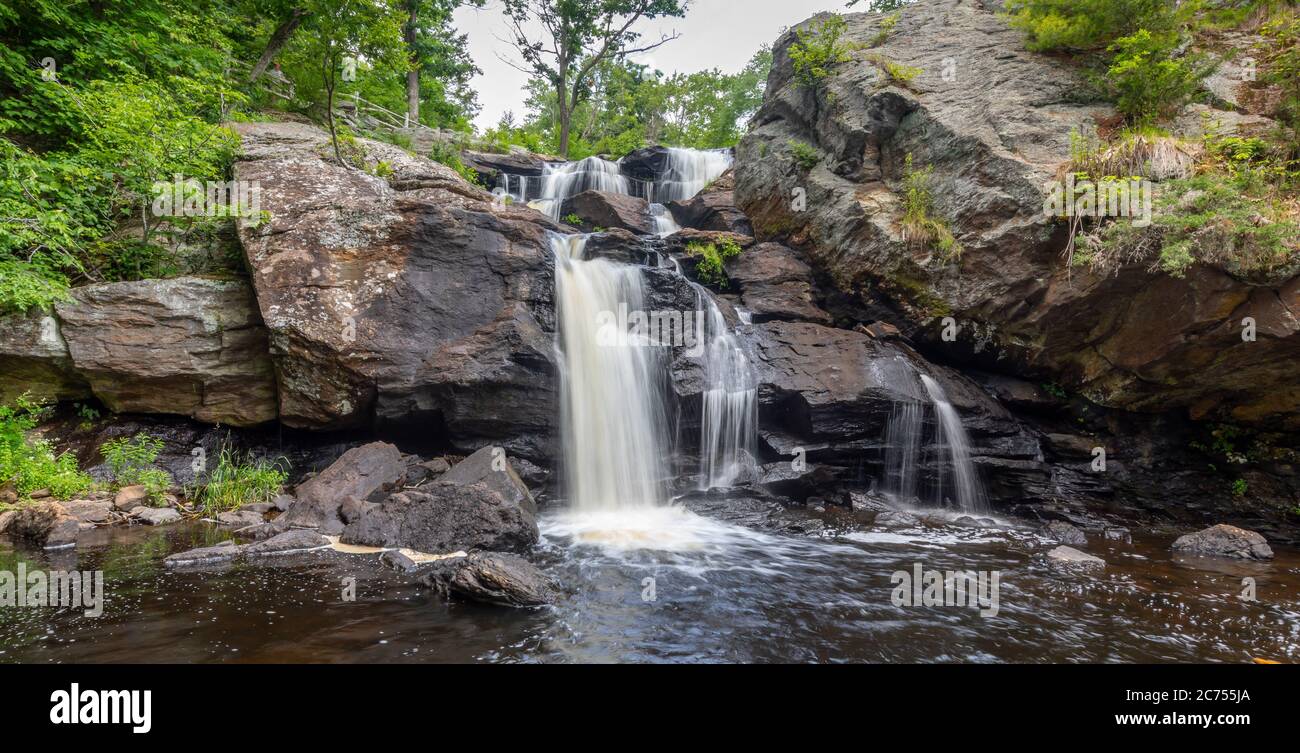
[552,233,669,512]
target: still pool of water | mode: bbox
[2,502,1298,663]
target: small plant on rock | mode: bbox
[196,447,289,515]
[900,153,963,262]
[686,237,744,288]
[102,433,172,504]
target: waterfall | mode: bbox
[694,290,758,490]
[552,233,670,511]
[535,157,629,220]
[654,147,733,203]
[883,400,923,502]
[919,375,988,514]
[649,203,680,236]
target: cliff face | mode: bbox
[733,0,1299,431]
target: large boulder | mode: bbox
[420,551,556,607]
[282,441,407,534]
[0,310,90,405]
[54,277,277,427]
[339,482,539,554]
[232,121,560,460]
[1172,524,1274,560]
[559,190,654,235]
[438,445,537,516]
[724,242,831,324]
[0,501,80,548]
[667,169,753,235]
[733,2,1299,430]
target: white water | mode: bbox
[920,374,989,514]
[649,203,680,236]
[883,400,923,502]
[535,157,630,220]
[552,233,669,511]
[696,293,758,489]
[654,147,734,202]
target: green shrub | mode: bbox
[900,153,963,261]
[789,14,858,89]
[788,140,821,170]
[197,448,289,515]
[686,238,744,288]
[870,12,902,47]
[562,213,584,226]
[1105,30,1210,124]
[102,433,172,503]
[1002,0,1179,52]
[0,398,92,501]
[429,141,482,186]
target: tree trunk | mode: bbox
[249,8,308,83]
[405,1,419,126]
[556,85,572,158]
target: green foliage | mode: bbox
[196,448,288,514]
[870,12,902,47]
[102,433,172,502]
[428,141,481,185]
[1231,478,1248,497]
[788,140,821,170]
[686,237,743,288]
[789,14,857,89]
[1259,8,1300,140]
[900,153,963,261]
[562,213,585,226]
[0,397,92,501]
[1002,0,1181,52]
[1105,30,1209,123]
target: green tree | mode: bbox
[501,0,687,157]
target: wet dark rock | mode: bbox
[666,169,753,235]
[340,482,539,554]
[164,540,240,568]
[560,190,654,235]
[379,549,420,573]
[1172,524,1274,560]
[1046,545,1106,571]
[723,242,830,324]
[438,445,537,516]
[241,519,290,540]
[849,490,895,513]
[0,501,80,548]
[421,551,556,607]
[1104,527,1133,544]
[271,494,295,512]
[243,529,331,556]
[1041,521,1087,546]
[751,461,835,501]
[618,146,672,182]
[460,149,554,187]
[282,442,406,534]
[875,510,920,528]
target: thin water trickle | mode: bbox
[920,374,989,514]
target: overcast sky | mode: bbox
[453,0,849,131]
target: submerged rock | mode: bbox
[215,510,265,528]
[1041,521,1087,546]
[133,507,182,526]
[1172,524,1273,560]
[421,552,556,607]
[1046,545,1106,571]
[164,530,330,568]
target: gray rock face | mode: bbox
[733,2,1299,430]
[340,482,539,554]
[1041,521,1087,546]
[560,190,654,235]
[133,507,182,526]
[1046,545,1106,570]
[55,277,277,427]
[1172,524,1274,560]
[232,121,560,459]
[0,310,89,405]
[283,442,406,534]
[439,445,537,516]
[421,551,556,607]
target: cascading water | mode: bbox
[536,157,630,220]
[649,203,680,236]
[882,400,923,502]
[551,233,669,511]
[920,374,988,514]
[695,293,758,489]
[654,147,734,202]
